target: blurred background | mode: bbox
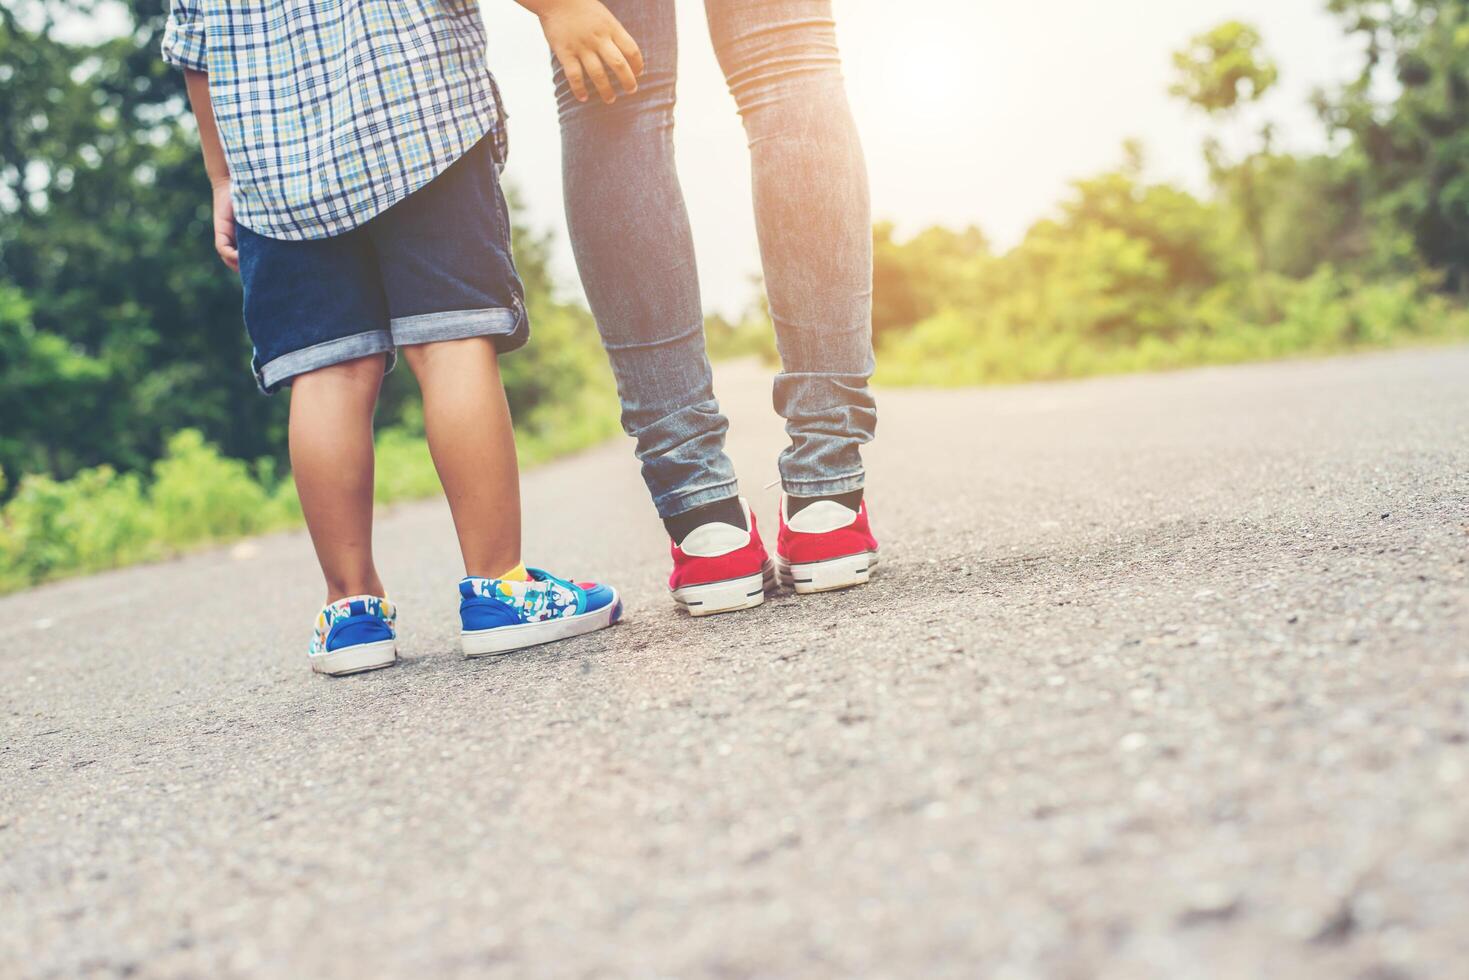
[3,0,1467,593]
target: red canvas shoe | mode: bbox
[669,499,776,616]
[775,495,880,594]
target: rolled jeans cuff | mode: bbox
[655,479,741,520]
[780,471,866,499]
[254,330,396,394]
[390,304,524,350]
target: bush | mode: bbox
[0,465,157,592]
[876,267,1469,388]
[373,428,444,504]
[705,309,778,363]
[0,401,619,594]
[870,162,1469,388]
[0,249,624,595]
[0,430,290,591]
[502,299,623,464]
[149,430,295,547]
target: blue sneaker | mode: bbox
[459,568,622,658]
[307,595,398,676]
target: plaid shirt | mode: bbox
[162,1,508,241]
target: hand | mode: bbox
[536,0,644,104]
[211,180,239,272]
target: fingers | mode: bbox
[612,25,644,77]
[551,13,643,106]
[213,190,239,271]
[580,50,617,104]
[557,48,590,102]
[216,238,240,272]
[215,227,239,272]
[599,37,638,95]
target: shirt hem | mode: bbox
[232,114,497,243]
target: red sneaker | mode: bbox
[668,499,776,616]
[775,495,880,594]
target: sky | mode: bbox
[478,0,1364,315]
[76,0,1364,316]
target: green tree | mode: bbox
[1320,0,1469,291]
[1171,21,1280,304]
[0,2,614,494]
[0,285,108,477]
[1,0,279,482]
[872,222,988,337]
[1251,150,1373,279]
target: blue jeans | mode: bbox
[556,0,877,518]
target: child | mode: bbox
[162,0,622,676]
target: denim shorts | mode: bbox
[236,135,529,393]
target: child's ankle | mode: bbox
[324,576,386,604]
[465,562,528,582]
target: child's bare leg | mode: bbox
[399,337,521,578]
[288,354,388,603]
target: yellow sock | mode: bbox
[497,563,529,582]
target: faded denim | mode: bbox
[556,0,877,518]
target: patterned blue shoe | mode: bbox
[459,569,622,658]
[308,595,398,676]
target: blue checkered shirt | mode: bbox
[162,1,508,241]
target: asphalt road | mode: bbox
[4,348,1468,979]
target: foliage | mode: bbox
[873,152,1469,388]
[1172,21,1281,312]
[498,222,621,460]
[868,12,1469,388]
[1170,21,1279,113]
[0,430,293,592]
[705,289,778,362]
[0,284,109,478]
[1320,0,1469,290]
[877,265,1467,387]
[8,5,1469,592]
[0,1,619,592]
[1248,150,1374,279]
[0,408,612,593]
[1,0,277,481]
[872,223,989,340]
[0,1,617,496]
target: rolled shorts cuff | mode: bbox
[656,479,741,520]
[255,330,396,394]
[780,471,866,498]
[390,304,528,352]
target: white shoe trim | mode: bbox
[308,638,398,676]
[782,496,859,535]
[670,562,777,617]
[462,591,621,658]
[776,551,879,595]
[678,498,756,557]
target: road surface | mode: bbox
[4,348,1468,978]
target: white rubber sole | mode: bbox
[776,551,879,594]
[462,592,623,658]
[308,638,398,677]
[671,562,777,617]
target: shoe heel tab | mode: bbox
[326,615,395,650]
[680,520,753,558]
[786,499,860,534]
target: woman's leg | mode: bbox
[556,0,741,522]
[288,354,389,603]
[705,0,877,501]
[398,337,521,579]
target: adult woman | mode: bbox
[525,0,880,614]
